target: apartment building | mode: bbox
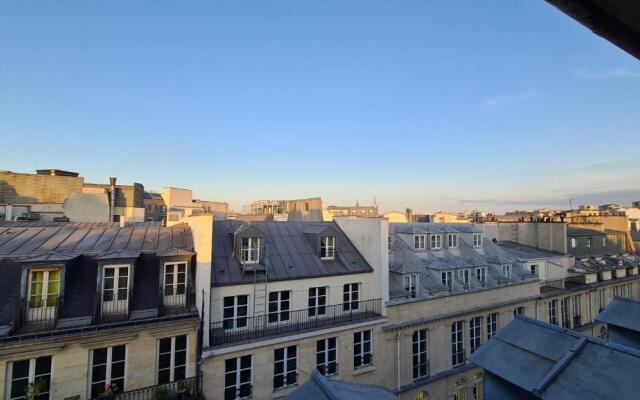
[200,218,387,400]
[241,198,323,222]
[144,192,167,223]
[0,222,200,399]
[162,187,228,224]
[323,202,379,221]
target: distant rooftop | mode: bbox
[35,169,80,177]
[596,297,640,333]
[286,370,397,400]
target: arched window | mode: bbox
[472,373,484,400]
[452,378,467,400]
[416,390,430,400]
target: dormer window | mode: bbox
[441,271,452,289]
[240,237,261,264]
[502,264,512,278]
[414,235,426,250]
[320,236,336,260]
[587,237,592,248]
[473,234,483,248]
[26,268,61,325]
[475,267,486,283]
[164,262,187,308]
[404,274,418,298]
[430,234,442,250]
[447,234,458,248]
[102,265,130,319]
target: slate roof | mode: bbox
[0,223,193,258]
[567,226,605,236]
[471,316,640,400]
[596,297,640,332]
[392,223,483,234]
[212,220,372,286]
[571,254,640,273]
[286,370,397,400]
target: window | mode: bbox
[561,298,570,328]
[473,234,483,247]
[452,378,466,400]
[412,329,429,380]
[90,345,126,398]
[308,287,327,317]
[513,306,525,317]
[316,338,337,376]
[343,283,360,311]
[572,296,581,327]
[414,235,426,250]
[451,320,465,367]
[469,316,482,353]
[430,235,442,250]
[530,264,538,275]
[273,346,297,391]
[102,265,129,316]
[447,234,458,248]
[587,237,592,248]
[598,289,606,312]
[441,271,452,289]
[7,356,51,400]
[27,269,60,322]
[603,237,607,247]
[502,264,511,279]
[458,269,470,287]
[304,202,309,212]
[472,373,484,400]
[157,335,187,384]
[224,355,252,400]
[223,295,248,330]
[487,313,498,340]
[571,237,576,248]
[548,300,558,325]
[404,274,418,298]
[163,262,187,307]
[600,326,608,340]
[475,268,486,283]
[354,330,372,369]
[320,236,336,259]
[240,237,261,264]
[268,291,291,323]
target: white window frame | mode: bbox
[404,274,418,298]
[163,262,187,308]
[475,267,486,283]
[308,286,327,317]
[548,300,558,325]
[240,237,261,264]
[26,268,61,322]
[447,233,458,248]
[320,236,336,260]
[412,329,428,380]
[89,345,127,398]
[343,283,360,311]
[473,234,483,248]
[101,264,130,317]
[469,316,482,353]
[316,337,338,376]
[502,264,512,279]
[224,355,252,400]
[451,320,465,367]
[587,237,592,248]
[273,345,297,391]
[441,271,452,289]
[430,234,442,250]
[561,297,571,328]
[571,237,577,248]
[157,335,187,384]
[268,291,291,323]
[414,235,426,250]
[530,264,538,275]
[514,306,525,317]
[487,313,498,340]
[354,330,373,369]
[223,295,248,330]
[7,356,52,400]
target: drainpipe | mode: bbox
[109,177,116,222]
[396,331,401,392]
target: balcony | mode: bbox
[541,278,566,293]
[95,289,130,323]
[114,376,200,400]
[210,298,383,346]
[13,296,61,333]
[160,286,197,317]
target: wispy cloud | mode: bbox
[574,68,640,79]
[480,89,536,111]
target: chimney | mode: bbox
[109,177,117,222]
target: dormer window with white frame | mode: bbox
[457,269,470,287]
[101,264,130,318]
[320,236,336,260]
[240,237,261,264]
[26,268,61,324]
[404,274,418,298]
[447,233,458,248]
[163,261,187,308]
[502,264,512,278]
[473,233,483,248]
[430,234,442,250]
[414,235,426,250]
[441,271,452,289]
[475,267,486,283]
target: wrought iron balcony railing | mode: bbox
[210,298,383,346]
[159,286,196,317]
[95,289,131,323]
[113,375,200,400]
[13,296,61,333]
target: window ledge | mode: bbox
[272,385,298,399]
[353,365,376,376]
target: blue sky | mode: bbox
[1,1,639,213]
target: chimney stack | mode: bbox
[109,177,117,222]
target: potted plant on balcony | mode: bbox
[97,383,119,400]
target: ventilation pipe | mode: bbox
[109,177,117,222]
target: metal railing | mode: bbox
[115,376,200,400]
[541,278,566,293]
[95,289,131,323]
[13,296,61,333]
[210,298,382,346]
[159,286,196,317]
